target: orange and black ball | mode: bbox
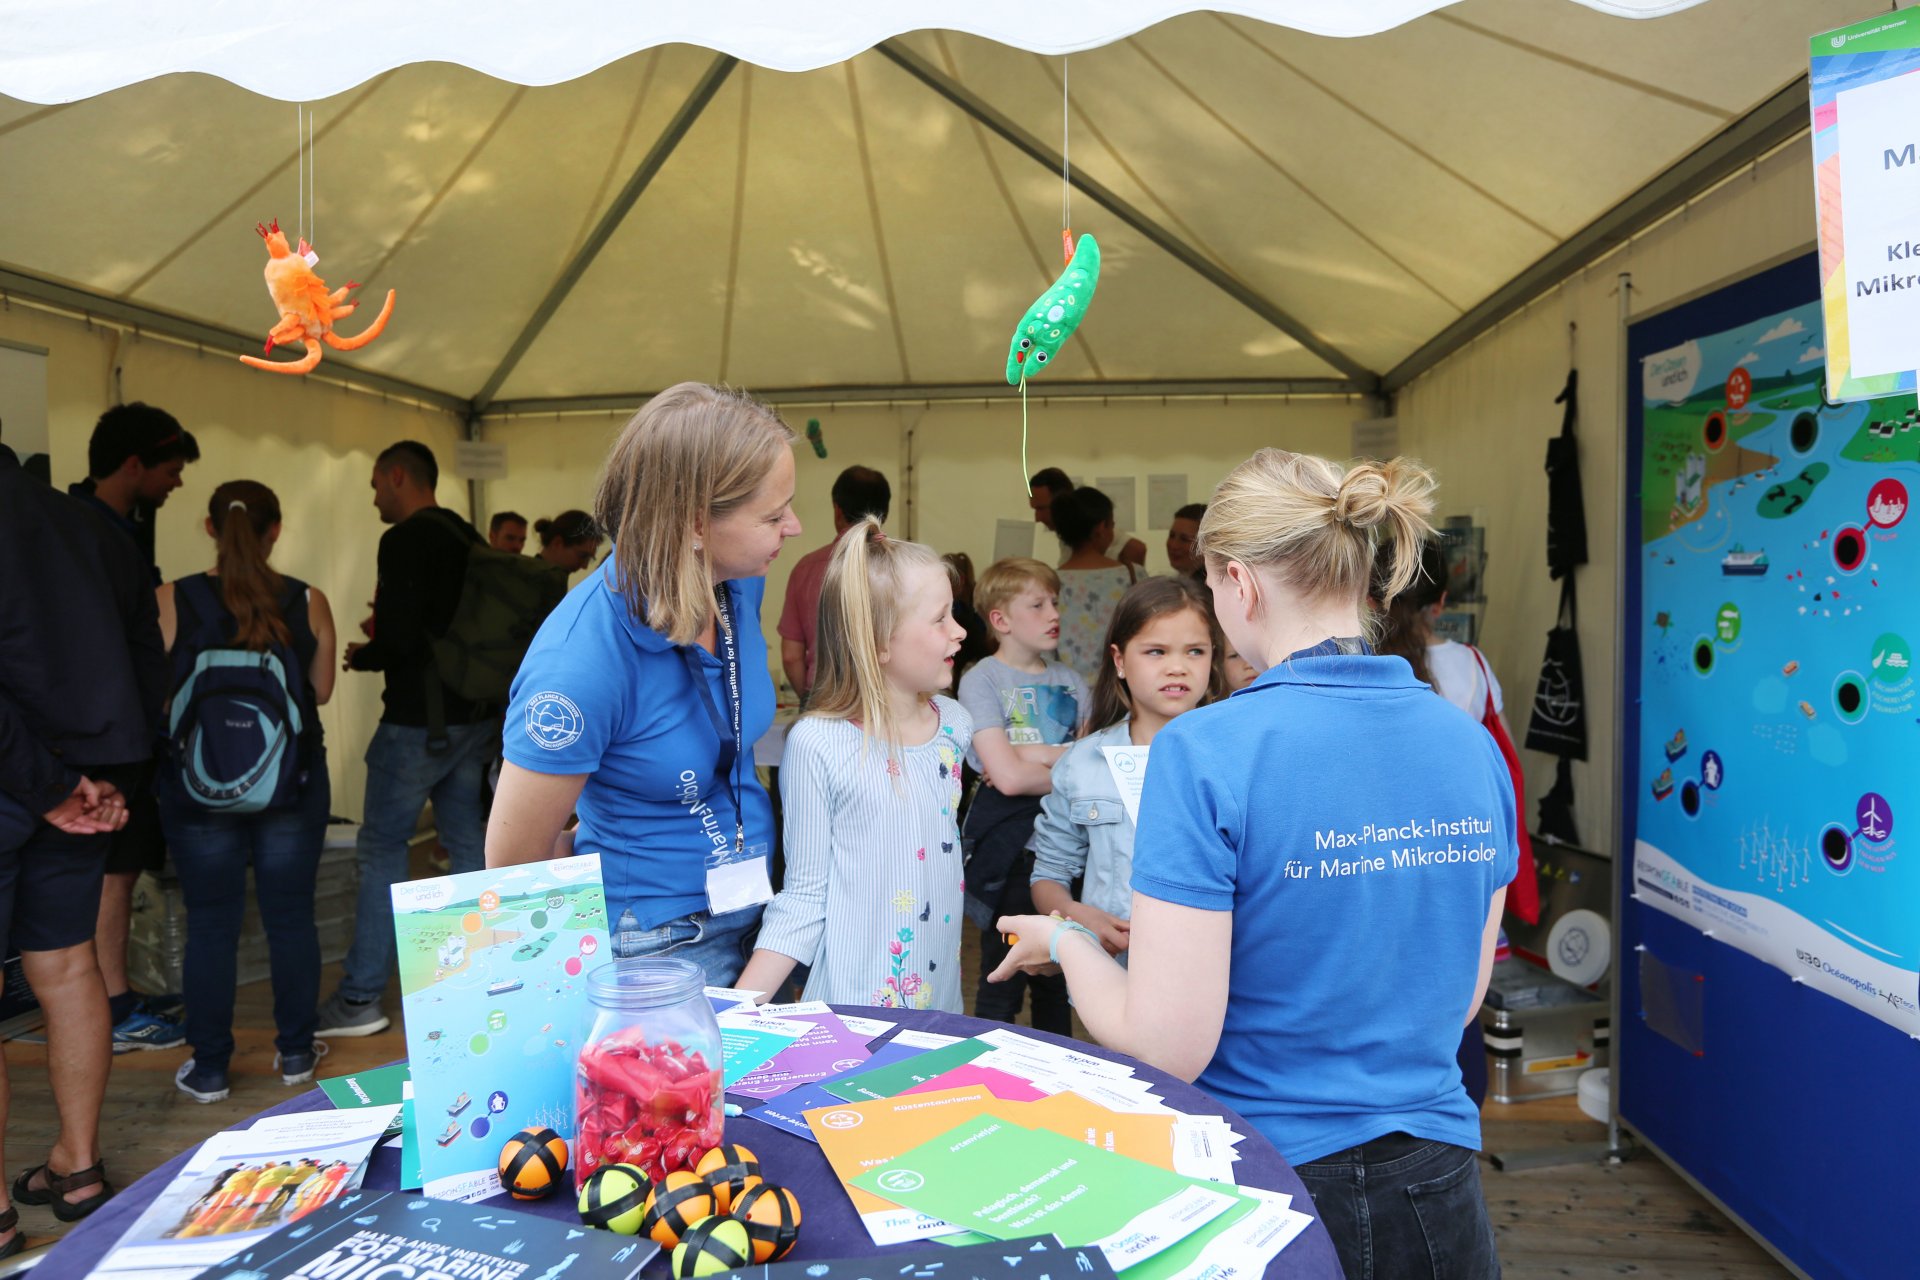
[694,1143,762,1213]
[497,1126,568,1200]
[731,1181,802,1263]
[643,1169,718,1248]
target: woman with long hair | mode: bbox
[993,449,1514,1279]
[156,480,337,1104]
[487,384,802,983]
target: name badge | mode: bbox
[1101,745,1150,825]
[706,842,774,916]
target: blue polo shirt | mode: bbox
[504,563,776,930]
[1131,648,1517,1167]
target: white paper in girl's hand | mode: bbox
[1102,745,1150,824]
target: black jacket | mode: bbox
[347,507,490,727]
[1,450,168,813]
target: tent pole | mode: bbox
[465,411,484,530]
[469,53,739,414]
[873,40,1379,394]
[1607,270,1633,1165]
[477,378,1363,419]
[0,266,465,414]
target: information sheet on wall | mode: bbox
[1634,299,1918,1031]
[1810,10,1920,402]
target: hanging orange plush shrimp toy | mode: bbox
[239,219,395,374]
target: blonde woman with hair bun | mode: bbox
[487,383,803,985]
[736,519,973,1010]
[992,449,1515,1280]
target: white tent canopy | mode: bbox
[0,1,1713,100]
[0,0,1847,411]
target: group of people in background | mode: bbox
[1,381,1520,1277]
[0,413,603,1251]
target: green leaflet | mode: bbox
[1005,234,1101,385]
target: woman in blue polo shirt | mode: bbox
[991,449,1515,1280]
[486,383,801,983]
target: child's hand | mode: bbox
[1065,903,1130,955]
[987,914,1060,982]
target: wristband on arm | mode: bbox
[1048,918,1100,965]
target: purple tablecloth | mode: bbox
[51,1008,1341,1277]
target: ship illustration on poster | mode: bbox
[1635,296,1919,1032]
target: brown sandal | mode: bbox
[11,1161,112,1223]
[0,1205,21,1259]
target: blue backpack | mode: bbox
[166,573,313,813]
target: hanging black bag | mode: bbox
[1525,578,1589,759]
[1546,369,1589,580]
[1535,756,1580,845]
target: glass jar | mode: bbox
[574,956,725,1188]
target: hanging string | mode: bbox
[294,103,304,246]
[308,106,315,250]
[1020,377,1031,496]
[1060,58,1073,265]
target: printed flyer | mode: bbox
[850,1114,1244,1267]
[185,1189,653,1280]
[390,854,610,1200]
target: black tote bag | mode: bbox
[1546,369,1589,580]
[1525,579,1589,760]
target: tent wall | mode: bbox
[1394,135,1814,858]
[4,302,468,820]
[480,393,1365,683]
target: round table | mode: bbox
[50,1008,1342,1277]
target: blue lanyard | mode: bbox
[678,586,745,856]
[1288,636,1373,661]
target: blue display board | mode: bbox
[1621,252,1917,1279]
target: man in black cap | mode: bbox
[0,442,168,1231]
[69,403,199,1051]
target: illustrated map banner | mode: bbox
[1634,297,1918,1031]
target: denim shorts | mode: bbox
[612,905,763,987]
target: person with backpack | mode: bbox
[154,480,336,1104]
[321,441,562,1037]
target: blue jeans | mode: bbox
[1295,1132,1500,1280]
[339,721,493,1002]
[612,905,762,987]
[158,765,332,1071]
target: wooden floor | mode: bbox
[1,960,1790,1277]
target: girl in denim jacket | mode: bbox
[1029,576,1226,960]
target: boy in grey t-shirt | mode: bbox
[957,558,1087,1034]
[957,654,1088,771]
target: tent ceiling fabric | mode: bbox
[0,1,1715,104]
[0,0,1851,404]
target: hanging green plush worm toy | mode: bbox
[1005,234,1101,385]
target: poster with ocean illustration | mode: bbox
[1634,298,1918,1032]
[391,856,609,1200]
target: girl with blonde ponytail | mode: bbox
[991,449,1516,1280]
[738,519,974,1010]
